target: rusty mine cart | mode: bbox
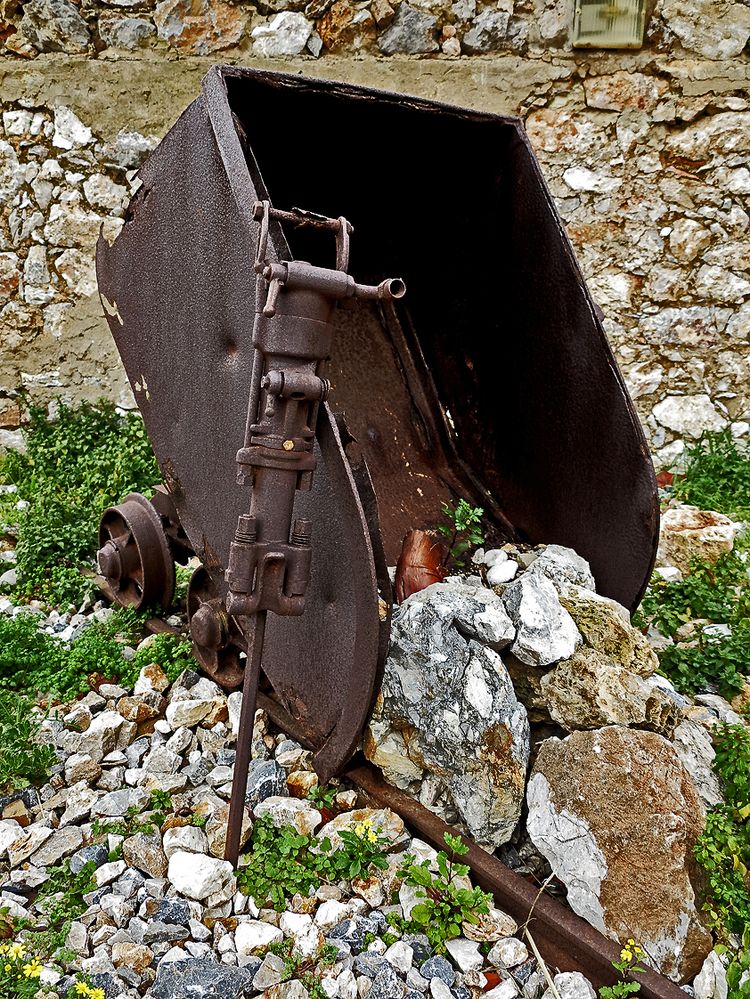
[94,67,659,871]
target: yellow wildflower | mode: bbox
[90,988,106,999]
[74,983,91,996]
[4,963,11,972]
[8,941,25,960]
[620,948,633,963]
[23,959,42,979]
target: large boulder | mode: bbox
[364,581,528,848]
[526,727,711,983]
[658,504,738,574]
[559,587,658,677]
[539,647,677,734]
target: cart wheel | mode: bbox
[187,567,246,691]
[97,493,175,611]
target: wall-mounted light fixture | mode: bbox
[572,0,647,48]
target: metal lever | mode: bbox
[224,200,405,866]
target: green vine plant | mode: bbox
[235,814,390,912]
[389,832,492,952]
[436,499,485,569]
[599,940,647,999]
[694,723,750,938]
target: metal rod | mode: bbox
[224,610,267,864]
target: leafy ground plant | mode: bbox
[694,724,750,937]
[0,607,192,701]
[0,401,159,606]
[598,940,646,999]
[721,926,750,999]
[672,428,750,521]
[0,940,45,998]
[236,815,390,911]
[436,499,485,569]
[391,832,492,952]
[0,690,57,794]
[635,542,750,699]
[28,859,97,963]
[265,939,340,999]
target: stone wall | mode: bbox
[0,0,749,466]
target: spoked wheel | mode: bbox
[97,493,175,611]
[187,567,247,691]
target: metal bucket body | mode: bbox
[96,66,658,772]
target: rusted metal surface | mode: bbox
[97,493,175,611]
[96,77,393,795]
[215,67,659,611]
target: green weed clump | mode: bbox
[0,401,159,606]
[236,814,390,911]
[673,428,750,521]
[694,724,750,938]
[389,831,492,952]
[636,543,750,699]
[437,498,485,569]
[0,607,193,701]
[0,690,57,795]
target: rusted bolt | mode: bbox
[97,542,122,580]
[191,603,227,651]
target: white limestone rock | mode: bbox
[365,580,528,848]
[167,851,236,901]
[502,573,582,667]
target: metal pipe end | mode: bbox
[382,277,406,300]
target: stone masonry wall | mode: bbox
[0,0,749,467]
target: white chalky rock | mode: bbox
[384,941,414,973]
[0,820,22,857]
[524,545,595,594]
[8,824,54,866]
[542,972,597,999]
[279,911,324,957]
[254,795,322,836]
[503,572,581,667]
[94,860,127,886]
[431,980,454,999]
[52,106,93,150]
[314,899,351,930]
[235,919,283,955]
[366,580,527,848]
[486,560,518,585]
[252,11,313,56]
[445,937,484,972]
[167,850,236,901]
[484,982,518,999]
[488,936,529,968]
[652,395,727,438]
[162,825,209,858]
[693,950,728,999]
